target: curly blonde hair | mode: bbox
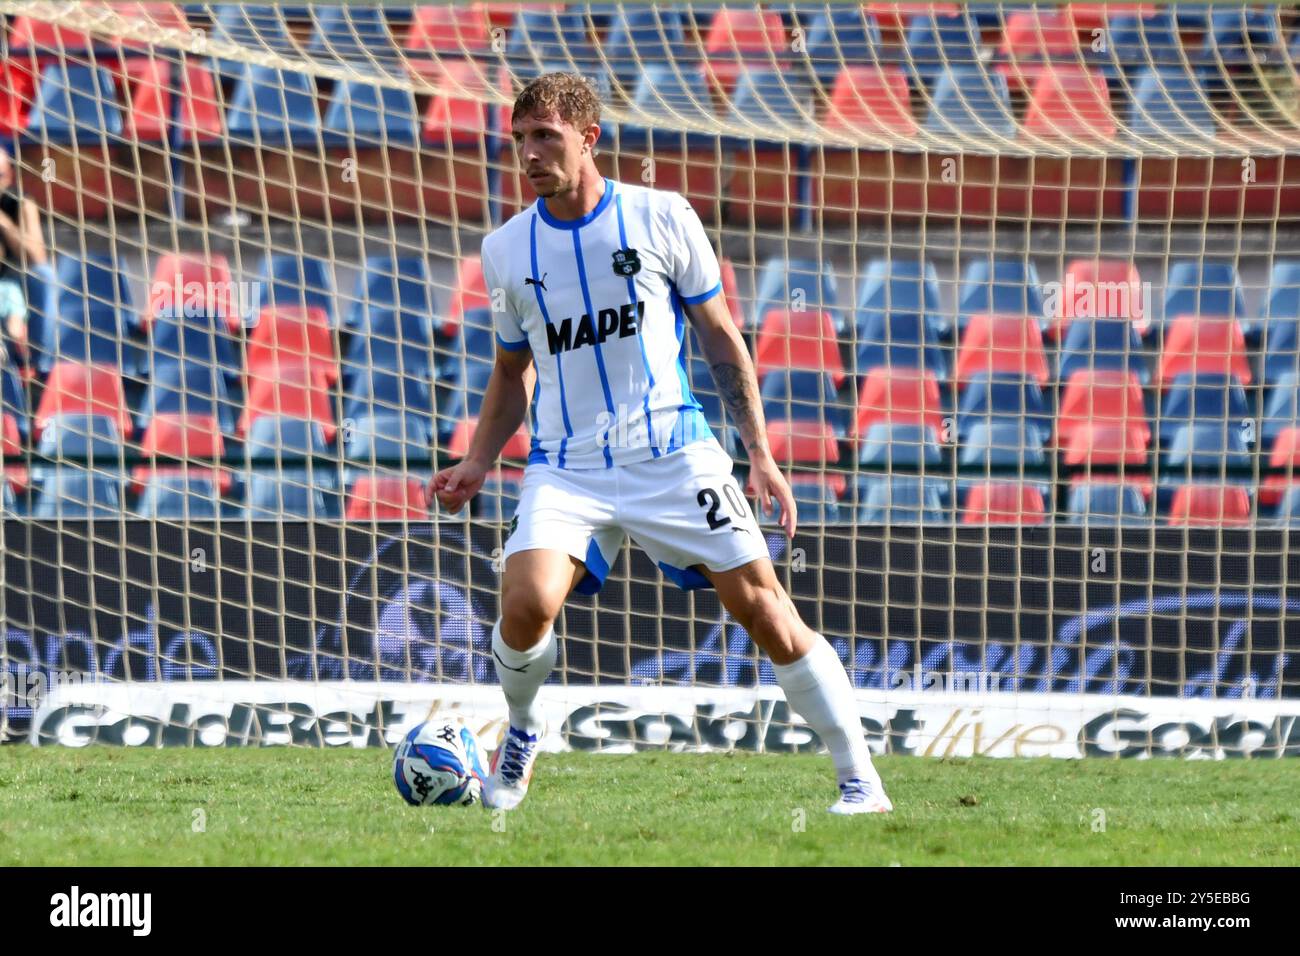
[511,72,601,131]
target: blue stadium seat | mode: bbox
[604,8,690,82]
[1128,66,1215,141]
[247,254,336,325]
[752,258,842,332]
[32,415,124,518]
[957,374,1051,445]
[959,418,1046,470]
[32,471,122,518]
[857,475,945,524]
[21,262,59,376]
[244,416,336,519]
[1058,318,1149,385]
[761,480,843,525]
[308,5,393,59]
[140,360,236,436]
[225,64,320,145]
[1261,261,1300,385]
[1165,422,1251,470]
[1204,7,1283,64]
[506,9,595,68]
[1066,483,1149,525]
[343,256,432,332]
[903,13,983,83]
[136,474,221,519]
[1275,484,1300,525]
[343,308,436,385]
[38,414,122,461]
[45,255,137,375]
[26,64,123,144]
[1161,260,1249,334]
[476,471,525,521]
[1158,373,1250,446]
[858,422,941,467]
[2,363,27,437]
[344,413,431,465]
[1263,373,1300,448]
[855,310,948,378]
[729,68,814,130]
[956,259,1044,333]
[149,311,240,379]
[211,5,296,54]
[760,370,846,434]
[343,365,434,425]
[803,8,884,85]
[322,82,419,145]
[855,257,946,340]
[924,66,1015,137]
[1104,10,1184,75]
[628,63,715,124]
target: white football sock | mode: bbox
[491,619,556,737]
[773,635,877,785]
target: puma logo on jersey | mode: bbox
[524,273,548,292]
[546,300,646,355]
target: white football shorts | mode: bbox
[500,437,771,594]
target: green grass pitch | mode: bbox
[1,748,1296,866]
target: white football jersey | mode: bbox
[479,178,723,470]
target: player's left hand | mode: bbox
[748,452,797,539]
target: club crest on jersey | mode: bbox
[612,248,641,277]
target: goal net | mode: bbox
[2,1,1299,758]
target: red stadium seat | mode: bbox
[133,414,231,493]
[1051,258,1147,339]
[346,476,431,520]
[0,62,37,134]
[754,309,845,386]
[998,10,1080,90]
[35,362,132,440]
[239,361,336,442]
[1157,315,1251,389]
[823,65,918,137]
[703,9,786,96]
[1167,484,1251,527]
[479,2,560,28]
[867,3,959,33]
[422,59,504,147]
[405,4,491,56]
[955,314,1050,385]
[122,58,169,141]
[247,307,338,385]
[178,62,223,144]
[444,254,490,337]
[962,482,1047,525]
[1021,65,1116,142]
[719,257,744,329]
[1056,369,1148,449]
[146,252,235,332]
[1261,428,1300,504]
[766,419,840,466]
[2,413,28,494]
[1063,421,1151,466]
[1065,3,1156,31]
[855,368,944,438]
[447,418,531,459]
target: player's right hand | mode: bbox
[431,459,488,514]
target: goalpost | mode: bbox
[1,1,1298,758]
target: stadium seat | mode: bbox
[1064,420,1152,467]
[703,8,786,96]
[225,64,320,145]
[1166,484,1251,527]
[243,415,335,519]
[1066,481,1149,525]
[1056,369,1148,450]
[1260,261,1300,385]
[1021,65,1116,142]
[603,8,690,83]
[823,65,917,137]
[628,63,715,126]
[141,360,236,436]
[1157,316,1251,388]
[1,365,28,442]
[345,476,430,521]
[759,474,844,525]
[507,8,596,66]
[247,254,337,326]
[44,254,137,375]
[718,257,745,329]
[31,414,124,518]
[1160,260,1248,337]
[760,370,847,434]
[134,413,229,494]
[1165,422,1250,470]
[323,81,419,145]
[26,64,123,144]
[754,309,844,386]
[421,58,508,149]
[136,474,221,518]
[1158,373,1250,447]
[210,4,297,56]
[344,255,433,332]
[1274,484,1300,525]
[855,310,948,378]
[121,58,171,142]
[767,419,841,466]
[854,258,945,339]
[956,259,1044,334]
[1127,65,1215,141]
[1262,373,1300,448]
[343,308,436,382]
[32,470,122,518]
[752,258,843,333]
[1203,7,1284,64]
[1065,3,1157,31]
[443,255,490,338]
[35,363,132,440]
[1058,317,1149,385]
[728,67,814,130]
[855,367,944,439]
[803,9,885,88]
[247,307,337,386]
[447,418,531,460]
[1051,258,1148,339]
[903,11,983,83]
[240,361,336,442]
[0,62,37,135]
[857,475,946,524]
[308,5,394,60]
[956,374,1052,445]
[1103,9,1183,75]
[344,413,432,465]
[7,15,99,58]
[405,4,491,58]
[924,66,1015,138]
[149,310,240,381]
[146,252,235,333]
[959,419,1046,470]
[955,314,1050,386]
[997,10,1080,89]
[961,482,1047,525]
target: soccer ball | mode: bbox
[393,719,486,807]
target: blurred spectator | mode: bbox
[0,149,47,361]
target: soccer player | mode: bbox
[432,74,890,815]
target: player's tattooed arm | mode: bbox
[709,360,769,459]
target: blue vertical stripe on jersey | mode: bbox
[527,376,546,465]
[570,229,617,469]
[530,214,572,468]
[667,286,710,452]
[615,192,660,458]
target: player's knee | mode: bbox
[499,587,560,650]
[737,590,800,659]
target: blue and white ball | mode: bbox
[393,719,486,807]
